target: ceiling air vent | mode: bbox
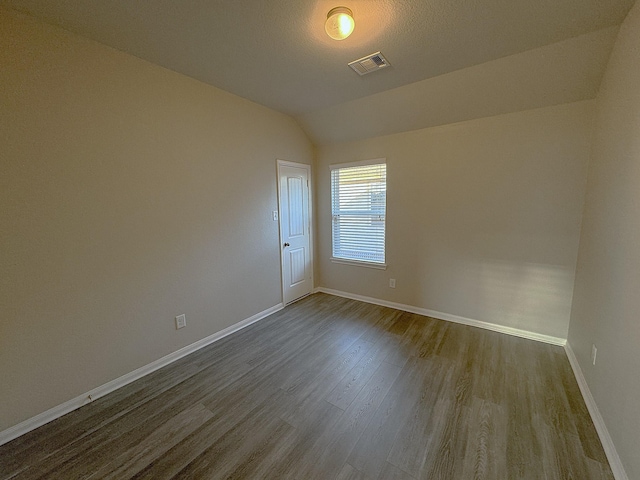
[348,52,390,76]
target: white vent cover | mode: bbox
[348,52,390,76]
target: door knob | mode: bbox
[284,242,290,247]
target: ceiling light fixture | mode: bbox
[325,7,355,40]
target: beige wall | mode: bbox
[316,102,594,340]
[568,1,640,477]
[0,9,312,431]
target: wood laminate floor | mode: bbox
[0,293,613,479]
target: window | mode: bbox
[330,160,386,267]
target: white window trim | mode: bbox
[330,158,387,269]
[330,257,387,270]
[329,158,386,170]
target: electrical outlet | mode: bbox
[591,344,597,365]
[272,210,278,221]
[175,314,187,330]
[389,278,396,288]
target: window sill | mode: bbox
[330,257,387,270]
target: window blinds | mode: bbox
[330,161,386,264]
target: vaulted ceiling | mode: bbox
[2,0,636,144]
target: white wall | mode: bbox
[0,9,312,432]
[568,1,640,477]
[316,102,594,340]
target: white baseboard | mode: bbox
[0,303,283,447]
[314,287,567,346]
[564,344,628,480]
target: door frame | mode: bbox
[276,159,314,305]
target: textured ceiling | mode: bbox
[300,27,619,144]
[2,0,636,143]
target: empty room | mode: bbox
[1,0,639,479]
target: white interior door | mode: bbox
[278,161,312,305]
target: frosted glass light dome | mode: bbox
[325,7,355,40]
